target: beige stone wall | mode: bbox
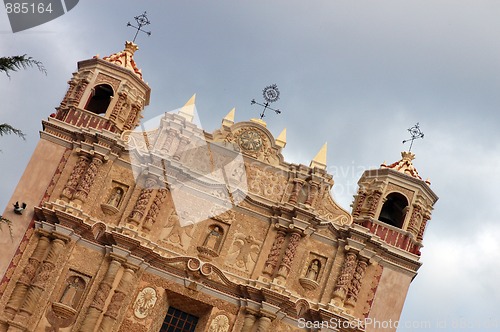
[365,265,412,332]
[0,139,67,279]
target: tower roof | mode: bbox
[381,151,431,185]
[100,41,144,80]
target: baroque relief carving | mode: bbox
[226,233,261,272]
[263,230,286,276]
[208,314,230,332]
[316,191,351,226]
[246,166,287,201]
[133,286,158,319]
[160,210,194,250]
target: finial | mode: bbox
[127,11,152,43]
[275,128,287,148]
[222,108,235,127]
[251,84,283,121]
[178,94,196,122]
[310,142,327,170]
[402,123,424,152]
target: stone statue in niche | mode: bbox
[107,187,124,207]
[203,226,223,251]
[305,259,320,281]
[59,276,86,308]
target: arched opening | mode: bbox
[378,192,408,228]
[85,84,114,114]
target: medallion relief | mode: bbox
[133,286,158,319]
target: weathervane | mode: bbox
[127,12,152,43]
[402,123,424,152]
[251,84,282,120]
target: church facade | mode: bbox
[0,42,437,332]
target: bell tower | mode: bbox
[350,151,438,330]
[53,41,150,134]
[352,151,437,255]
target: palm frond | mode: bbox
[0,123,25,139]
[0,55,46,78]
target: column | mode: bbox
[417,214,429,242]
[344,259,368,309]
[78,259,121,332]
[60,78,77,108]
[123,104,140,130]
[407,205,422,237]
[277,232,301,278]
[98,266,136,332]
[4,233,50,318]
[17,237,66,318]
[367,190,382,218]
[109,92,127,121]
[288,179,305,204]
[263,230,286,276]
[142,188,168,232]
[127,177,156,226]
[72,79,89,105]
[61,153,90,201]
[241,312,257,332]
[331,251,358,304]
[255,316,272,332]
[173,136,190,161]
[73,155,104,204]
[352,191,367,218]
[305,182,319,206]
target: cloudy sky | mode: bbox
[1,1,500,331]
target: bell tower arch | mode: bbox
[54,41,151,134]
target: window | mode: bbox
[160,306,199,332]
[85,84,114,114]
[378,192,408,228]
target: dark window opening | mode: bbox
[85,84,114,115]
[378,193,408,228]
[160,306,198,332]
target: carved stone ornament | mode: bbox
[100,204,119,215]
[238,130,263,152]
[299,277,319,291]
[45,302,77,332]
[208,314,230,332]
[133,286,158,319]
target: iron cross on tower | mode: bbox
[127,12,152,43]
[251,84,282,120]
[402,123,424,152]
